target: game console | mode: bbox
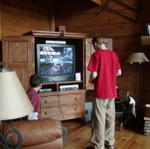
[39,88,52,93]
[59,84,79,91]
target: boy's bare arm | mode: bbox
[117,69,122,76]
[89,71,98,82]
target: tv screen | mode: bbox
[36,44,75,82]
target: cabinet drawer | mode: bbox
[41,107,62,119]
[62,104,81,114]
[41,96,58,108]
[59,94,84,105]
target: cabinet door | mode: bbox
[85,37,113,90]
[2,36,35,91]
[59,91,85,120]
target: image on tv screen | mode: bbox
[37,44,75,75]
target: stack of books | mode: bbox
[144,116,150,136]
[144,104,150,136]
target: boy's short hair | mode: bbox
[92,37,108,45]
[30,74,43,88]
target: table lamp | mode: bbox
[126,52,149,64]
[0,69,34,149]
[126,52,149,115]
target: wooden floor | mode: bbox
[62,119,150,149]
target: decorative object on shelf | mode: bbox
[126,52,149,115]
[146,23,150,35]
[75,72,81,81]
[0,69,33,149]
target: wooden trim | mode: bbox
[2,36,34,41]
[42,81,83,85]
[40,89,86,96]
[23,30,87,39]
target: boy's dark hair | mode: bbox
[30,74,43,88]
[92,36,98,45]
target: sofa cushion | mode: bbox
[5,119,62,146]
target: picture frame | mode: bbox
[146,23,150,35]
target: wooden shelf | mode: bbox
[141,36,150,45]
[40,89,85,95]
[24,30,87,38]
[42,80,83,85]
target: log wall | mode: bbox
[55,0,150,113]
[0,0,55,64]
[0,0,150,115]
[0,0,55,39]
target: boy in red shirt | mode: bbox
[87,37,121,149]
[27,74,42,120]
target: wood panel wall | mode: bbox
[0,0,150,116]
[0,0,55,38]
[55,0,150,114]
[0,0,55,65]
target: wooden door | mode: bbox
[85,37,113,90]
[2,36,35,91]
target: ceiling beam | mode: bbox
[95,0,142,23]
[112,0,137,11]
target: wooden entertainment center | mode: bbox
[2,30,86,121]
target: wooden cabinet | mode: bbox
[40,90,85,120]
[2,30,86,120]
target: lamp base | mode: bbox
[0,120,22,149]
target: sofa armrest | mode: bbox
[5,119,63,147]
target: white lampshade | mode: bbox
[126,52,149,64]
[0,69,33,120]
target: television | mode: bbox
[36,43,75,83]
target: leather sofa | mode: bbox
[0,119,63,149]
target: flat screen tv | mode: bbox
[36,43,75,82]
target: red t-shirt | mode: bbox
[27,88,41,119]
[87,49,121,99]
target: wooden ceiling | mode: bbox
[90,0,103,5]
[90,0,142,23]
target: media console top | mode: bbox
[23,30,87,39]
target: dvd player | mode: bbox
[59,84,79,91]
